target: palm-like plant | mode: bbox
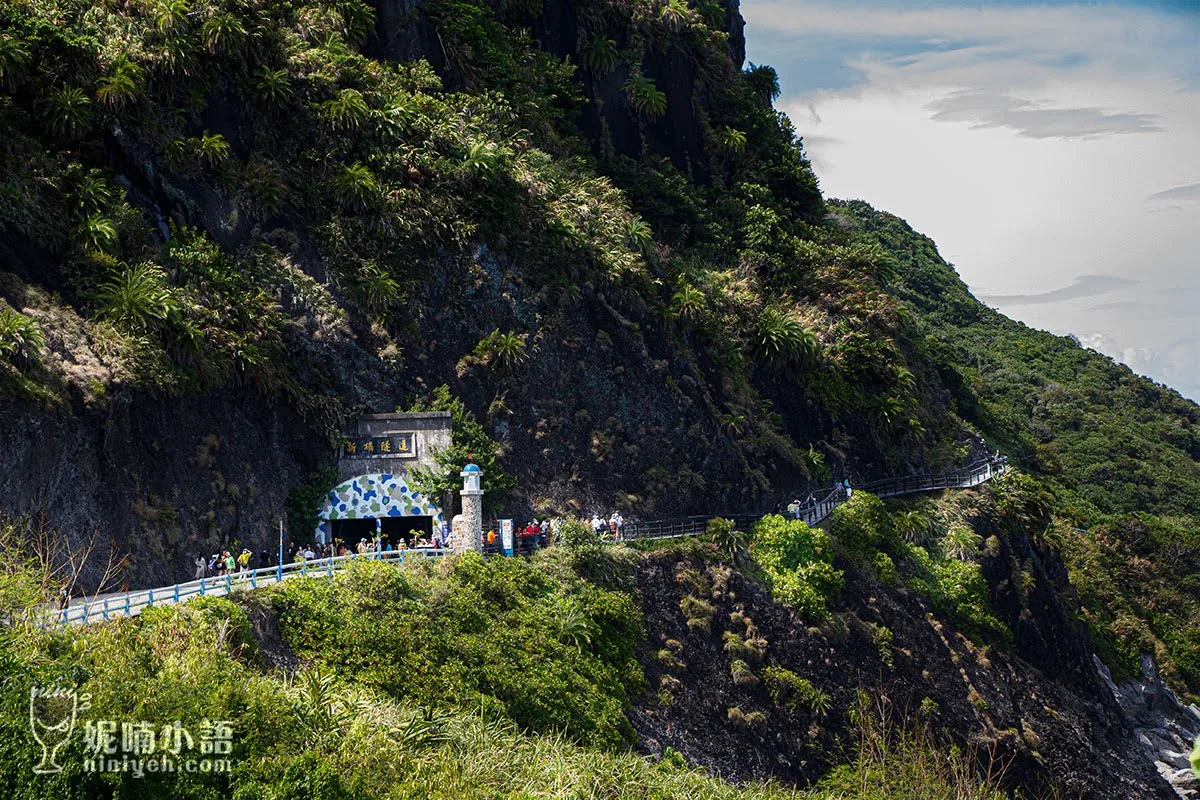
[293,666,351,741]
[74,169,114,215]
[195,132,231,167]
[744,63,781,103]
[941,525,983,561]
[895,510,933,545]
[707,517,749,563]
[96,56,143,109]
[553,604,594,651]
[319,88,370,130]
[328,161,381,212]
[717,126,747,154]
[40,86,92,140]
[200,12,247,55]
[659,0,691,31]
[624,75,667,119]
[461,139,507,178]
[0,306,44,370]
[79,214,118,252]
[252,67,293,110]
[718,412,746,436]
[624,216,653,250]
[355,263,402,311]
[580,34,618,75]
[153,0,188,34]
[752,306,818,369]
[669,284,706,322]
[94,262,179,333]
[0,33,30,90]
[474,329,527,373]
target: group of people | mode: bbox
[193,548,255,580]
[591,511,626,540]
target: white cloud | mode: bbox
[743,0,1200,400]
[926,90,1162,138]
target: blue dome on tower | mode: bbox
[462,463,482,473]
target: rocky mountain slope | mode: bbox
[1,4,1200,794]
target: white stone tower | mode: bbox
[454,462,484,553]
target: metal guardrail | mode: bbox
[47,460,1007,627]
[47,549,449,627]
[621,459,1007,542]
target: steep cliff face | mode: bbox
[367,0,748,183]
[0,0,919,588]
[630,526,1177,798]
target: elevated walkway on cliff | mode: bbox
[47,458,1007,626]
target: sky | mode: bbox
[740,0,1200,400]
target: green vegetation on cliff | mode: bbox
[0,539,1005,799]
[833,200,1200,696]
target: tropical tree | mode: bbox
[200,12,247,55]
[707,517,750,564]
[553,603,594,651]
[319,88,370,130]
[0,33,30,90]
[328,161,381,211]
[580,34,618,75]
[744,63,781,102]
[624,75,667,119]
[252,67,294,109]
[624,216,653,251]
[40,86,92,140]
[472,329,527,374]
[195,132,231,167]
[669,284,706,322]
[659,0,691,31]
[0,306,44,370]
[895,510,933,545]
[152,0,189,34]
[93,262,180,333]
[752,306,818,369]
[354,263,402,312]
[717,126,747,154]
[78,214,119,252]
[96,56,143,108]
[941,524,983,561]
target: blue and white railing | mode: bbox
[48,549,449,627]
[47,459,1008,627]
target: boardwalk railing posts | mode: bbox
[173,584,180,603]
[148,588,154,608]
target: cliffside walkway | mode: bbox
[49,458,1006,627]
[48,549,451,627]
[620,457,1009,540]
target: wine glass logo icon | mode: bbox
[29,686,87,774]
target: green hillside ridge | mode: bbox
[830,200,1200,694]
[1,532,1011,799]
[1,0,1199,794]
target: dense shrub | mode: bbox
[750,515,844,620]
[273,556,644,750]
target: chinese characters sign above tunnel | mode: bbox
[342,433,416,458]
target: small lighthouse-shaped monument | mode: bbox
[450,460,484,553]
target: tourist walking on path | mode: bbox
[194,556,207,581]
